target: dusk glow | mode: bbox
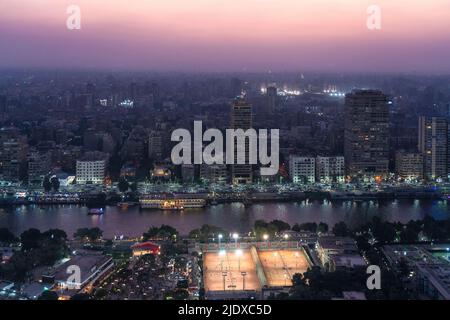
[1,0,450,72]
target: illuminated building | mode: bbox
[131,242,161,256]
[230,99,253,184]
[139,194,206,209]
[75,152,108,185]
[395,151,423,180]
[344,90,389,180]
[151,165,171,181]
[315,156,345,183]
[418,116,448,181]
[289,156,315,184]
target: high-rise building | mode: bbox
[28,151,51,184]
[344,90,389,180]
[0,128,28,182]
[418,116,448,180]
[316,156,345,183]
[148,131,164,161]
[230,99,253,184]
[289,156,316,184]
[395,151,423,180]
[266,85,277,114]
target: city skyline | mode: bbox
[1,0,450,72]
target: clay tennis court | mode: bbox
[258,249,310,287]
[203,250,261,292]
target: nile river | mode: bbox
[1,199,450,238]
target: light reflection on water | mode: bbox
[0,200,449,238]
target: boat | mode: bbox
[139,194,206,210]
[88,208,104,215]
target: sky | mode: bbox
[1,0,450,73]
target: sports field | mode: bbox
[258,249,309,287]
[203,250,260,292]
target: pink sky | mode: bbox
[1,0,450,72]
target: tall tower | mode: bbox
[266,85,277,114]
[230,99,253,184]
[344,90,389,180]
[418,116,448,181]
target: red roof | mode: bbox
[131,242,160,251]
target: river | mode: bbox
[0,199,449,238]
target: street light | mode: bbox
[232,233,239,248]
[218,234,223,248]
[263,234,269,248]
[222,272,227,291]
[241,272,247,291]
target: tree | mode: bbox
[317,222,329,233]
[0,228,17,244]
[20,228,42,250]
[270,220,290,232]
[87,227,103,241]
[332,222,349,237]
[118,178,130,193]
[38,290,59,300]
[292,223,317,233]
[50,176,60,192]
[143,225,178,241]
[74,227,103,241]
[172,289,189,300]
[130,182,138,192]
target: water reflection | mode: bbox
[0,200,449,238]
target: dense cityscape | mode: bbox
[1,0,450,310]
[1,71,450,301]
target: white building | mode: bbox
[289,156,315,184]
[76,159,106,184]
[316,156,345,183]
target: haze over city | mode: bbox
[1,0,450,72]
[3,0,450,306]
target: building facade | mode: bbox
[230,99,253,184]
[344,90,389,180]
[395,151,423,180]
[76,153,107,185]
[418,116,448,181]
[289,156,316,184]
[316,156,345,183]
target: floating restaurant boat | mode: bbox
[139,194,206,210]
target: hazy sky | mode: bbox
[1,0,450,72]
